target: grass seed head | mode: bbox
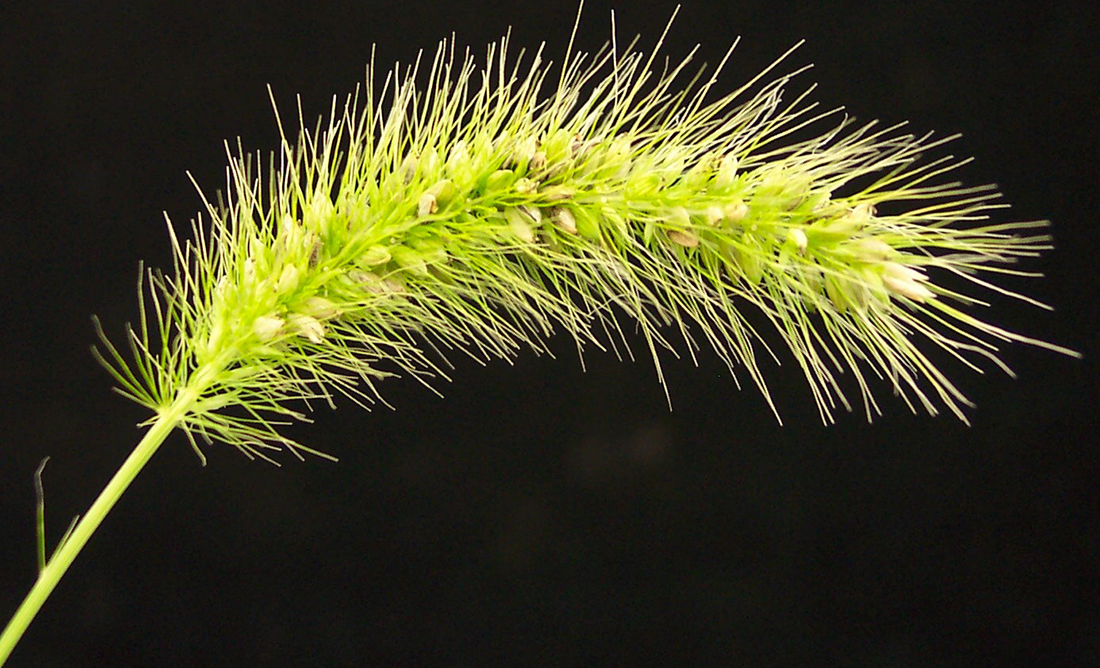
[93,15,1079,461]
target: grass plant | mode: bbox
[0,7,1077,663]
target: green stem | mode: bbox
[0,390,197,666]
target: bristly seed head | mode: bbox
[94,15,1078,462]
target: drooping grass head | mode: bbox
[93,13,1076,463]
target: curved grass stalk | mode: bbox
[0,9,1078,663]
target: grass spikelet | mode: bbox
[0,9,1078,663]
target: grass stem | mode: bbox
[0,390,197,666]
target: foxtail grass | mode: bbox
[0,8,1077,664]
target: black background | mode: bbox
[1,1,1098,665]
